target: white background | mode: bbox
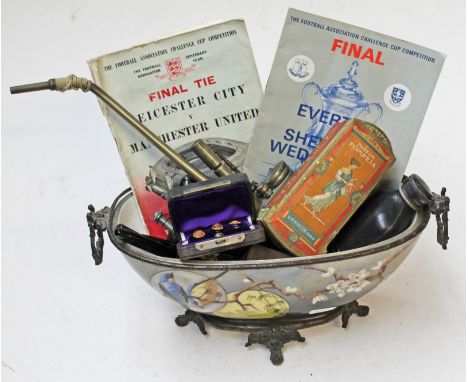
[2,0,465,381]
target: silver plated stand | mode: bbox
[174,301,369,365]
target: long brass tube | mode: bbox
[10,75,209,182]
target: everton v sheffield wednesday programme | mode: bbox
[243,8,445,188]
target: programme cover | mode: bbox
[88,20,262,237]
[244,8,445,187]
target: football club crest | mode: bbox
[390,86,406,106]
[384,83,412,111]
[287,55,314,82]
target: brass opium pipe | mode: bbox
[10,74,209,183]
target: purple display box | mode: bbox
[167,174,265,260]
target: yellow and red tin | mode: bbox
[258,119,395,257]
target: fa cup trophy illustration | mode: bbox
[302,61,383,150]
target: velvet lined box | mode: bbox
[167,173,265,260]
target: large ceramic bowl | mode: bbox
[107,189,430,320]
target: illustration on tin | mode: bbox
[300,61,383,155]
[302,158,361,225]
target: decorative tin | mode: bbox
[258,119,395,257]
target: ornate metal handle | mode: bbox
[430,187,450,250]
[86,205,110,265]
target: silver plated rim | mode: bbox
[108,188,430,270]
